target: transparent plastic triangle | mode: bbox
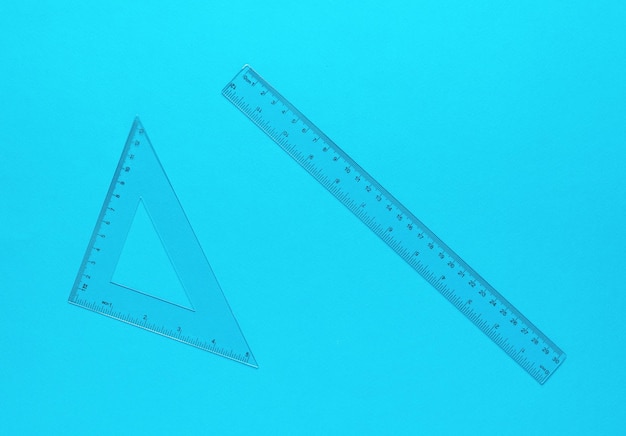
[68,117,256,367]
[111,197,194,310]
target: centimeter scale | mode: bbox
[68,117,256,367]
[222,65,565,384]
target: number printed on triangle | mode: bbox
[68,117,256,367]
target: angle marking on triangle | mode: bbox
[68,117,256,367]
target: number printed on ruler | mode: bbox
[223,65,566,384]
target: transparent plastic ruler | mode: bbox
[222,65,565,383]
[68,117,256,367]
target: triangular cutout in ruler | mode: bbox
[111,197,194,310]
[68,117,256,367]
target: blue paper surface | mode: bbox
[1,1,625,434]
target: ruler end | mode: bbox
[245,359,259,369]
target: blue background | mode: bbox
[1,1,625,434]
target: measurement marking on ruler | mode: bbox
[68,117,256,367]
[222,65,566,384]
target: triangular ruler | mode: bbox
[68,117,256,367]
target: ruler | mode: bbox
[222,65,565,383]
[68,117,256,367]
